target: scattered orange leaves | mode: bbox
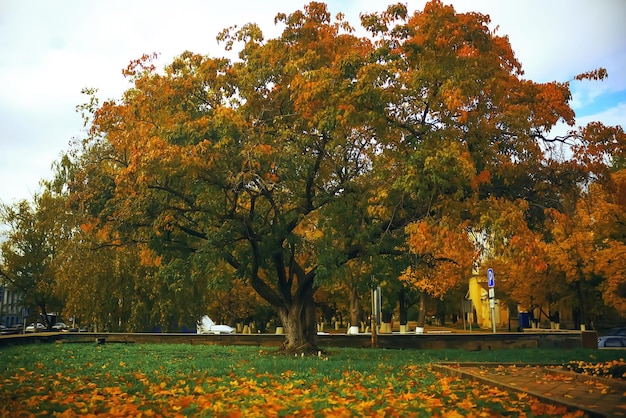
[4,355,617,417]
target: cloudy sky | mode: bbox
[1,0,625,206]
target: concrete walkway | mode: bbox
[433,362,626,417]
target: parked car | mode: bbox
[605,327,626,336]
[52,322,68,331]
[25,323,46,333]
[68,325,88,332]
[598,335,626,349]
[1,324,20,335]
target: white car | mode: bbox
[52,322,68,331]
[25,323,46,333]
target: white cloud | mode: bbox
[577,102,626,129]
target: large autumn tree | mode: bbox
[72,4,382,351]
[592,169,626,315]
[400,217,477,328]
[67,1,624,350]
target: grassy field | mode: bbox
[0,342,624,417]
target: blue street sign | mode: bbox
[487,268,495,287]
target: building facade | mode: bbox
[467,275,509,330]
[0,285,26,327]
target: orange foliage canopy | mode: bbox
[59,0,626,335]
[475,198,555,310]
[593,171,626,312]
[401,218,477,299]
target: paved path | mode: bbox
[433,363,626,417]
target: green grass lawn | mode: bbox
[0,342,623,417]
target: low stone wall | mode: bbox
[0,330,597,350]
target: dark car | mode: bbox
[1,324,21,335]
[598,335,626,349]
[605,327,626,336]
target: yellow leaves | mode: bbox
[252,143,275,156]
[405,221,435,254]
[417,140,477,199]
[139,247,162,267]
[443,86,464,112]
[595,241,626,313]
[455,397,476,410]
[543,170,626,310]
[401,218,477,297]
[293,211,323,242]
[367,188,391,219]
[477,197,555,306]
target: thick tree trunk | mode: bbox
[39,303,51,330]
[416,291,426,329]
[575,280,589,330]
[349,286,360,327]
[398,288,407,326]
[247,248,320,353]
[277,285,319,353]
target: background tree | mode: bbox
[204,273,262,327]
[400,217,476,328]
[543,169,626,327]
[592,169,626,314]
[544,204,602,328]
[57,139,218,332]
[474,198,554,312]
[0,190,68,329]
